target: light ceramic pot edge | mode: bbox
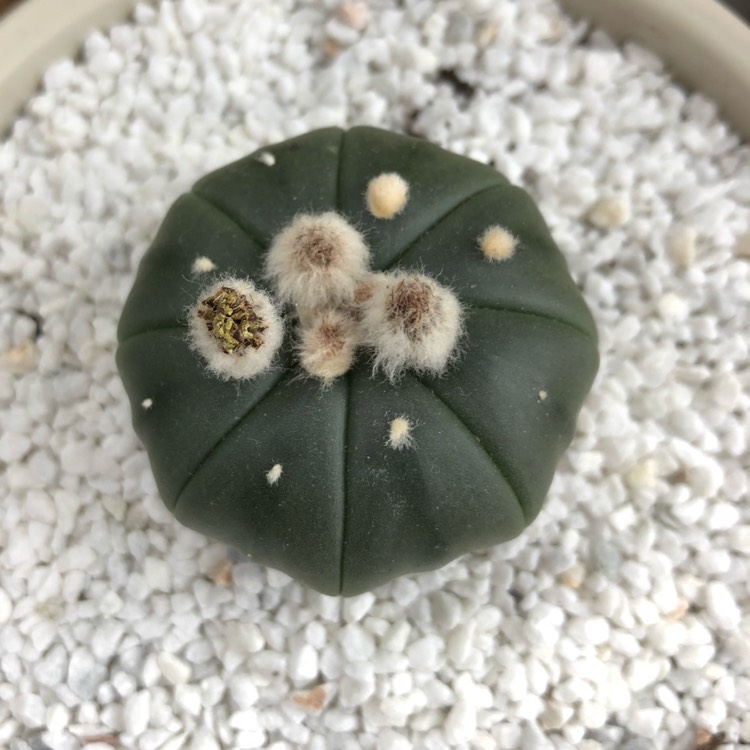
[0,0,749,140]
[0,0,140,135]
[559,0,750,142]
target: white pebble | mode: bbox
[124,690,151,736]
[289,644,319,684]
[704,581,741,630]
[586,195,631,229]
[157,652,192,685]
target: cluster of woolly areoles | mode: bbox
[188,171,518,383]
[264,172,465,384]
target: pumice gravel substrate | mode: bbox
[1,1,749,749]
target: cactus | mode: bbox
[116,126,599,596]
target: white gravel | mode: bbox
[1,0,749,749]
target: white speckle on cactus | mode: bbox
[388,416,414,450]
[141,398,153,410]
[192,256,216,274]
[366,172,409,220]
[586,195,631,229]
[265,212,370,310]
[479,225,517,261]
[187,276,284,381]
[255,151,276,166]
[298,309,357,384]
[538,390,548,401]
[359,272,463,380]
[266,464,283,486]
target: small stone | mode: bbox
[0,589,12,623]
[343,592,375,622]
[211,558,234,587]
[68,648,108,701]
[291,683,332,714]
[337,1,369,30]
[657,292,689,322]
[586,195,631,229]
[0,339,39,373]
[704,581,741,630]
[229,674,259,709]
[630,707,664,738]
[625,459,657,489]
[339,624,375,661]
[124,690,151,736]
[734,231,750,258]
[289,643,319,684]
[157,652,192,685]
[406,636,442,671]
[667,225,697,267]
[144,557,172,592]
[625,658,661,692]
[11,693,46,726]
[444,698,477,746]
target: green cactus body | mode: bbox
[116,126,599,596]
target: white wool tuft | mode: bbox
[192,255,216,274]
[359,272,463,380]
[387,416,414,450]
[298,309,357,384]
[265,212,370,310]
[266,463,283,485]
[479,225,517,261]
[187,276,284,380]
[366,172,410,219]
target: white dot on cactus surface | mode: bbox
[480,225,517,261]
[255,151,276,166]
[192,256,216,274]
[538,390,548,401]
[265,212,371,309]
[388,417,413,450]
[266,464,283,485]
[366,172,409,220]
[187,276,284,381]
[141,398,153,410]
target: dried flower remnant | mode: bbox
[265,212,370,310]
[187,277,283,380]
[360,272,463,380]
[298,310,357,384]
[479,225,517,261]
[366,172,409,219]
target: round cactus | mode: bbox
[116,126,599,596]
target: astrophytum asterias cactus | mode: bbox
[116,126,599,596]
